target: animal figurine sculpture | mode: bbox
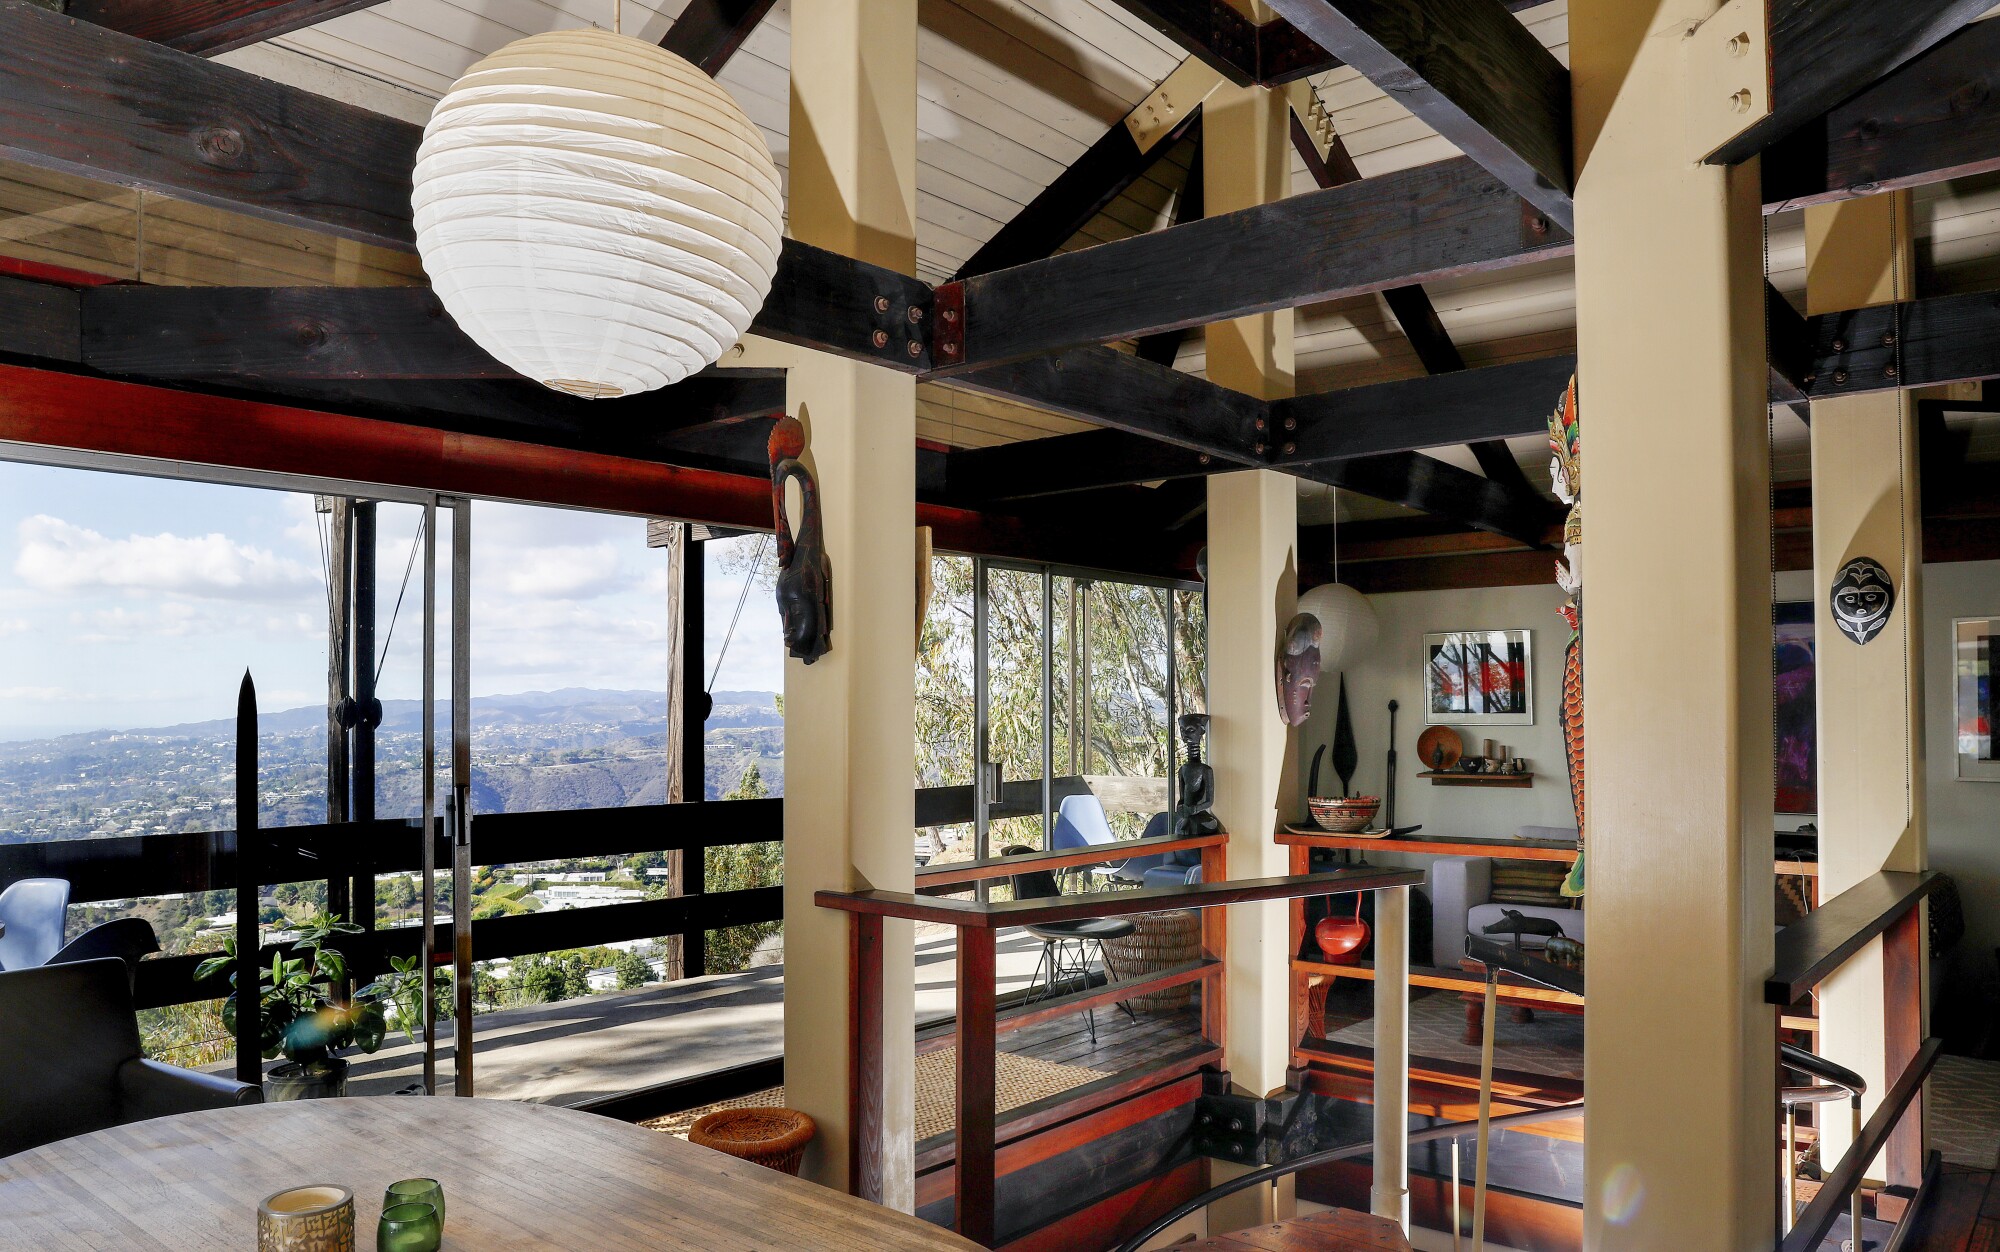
[1172,713,1221,838]
[1276,613,1322,727]
[769,415,831,664]
[1545,935,1585,970]
[1482,908,1566,949]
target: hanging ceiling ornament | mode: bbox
[412,28,785,399]
[1297,581,1379,674]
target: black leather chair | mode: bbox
[1002,845,1136,1044]
[0,957,262,1158]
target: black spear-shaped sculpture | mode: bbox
[234,669,259,1087]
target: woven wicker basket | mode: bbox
[1102,910,1202,1012]
[688,1107,817,1175]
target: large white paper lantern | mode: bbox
[413,29,785,399]
[1297,581,1378,673]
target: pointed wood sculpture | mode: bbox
[1332,676,1358,798]
[234,669,260,1085]
[768,415,831,664]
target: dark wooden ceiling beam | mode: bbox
[1295,452,1557,547]
[0,1,422,250]
[932,156,1572,374]
[1262,0,1572,230]
[1101,1,1264,85]
[1271,355,1577,466]
[658,0,778,76]
[947,345,1265,462]
[1805,288,2000,399]
[954,109,1201,280]
[1704,0,1992,166]
[1762,16,2000,210]
[945,428,1215,502]
[64,0,386,56]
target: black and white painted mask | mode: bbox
[1830,557,1896,645]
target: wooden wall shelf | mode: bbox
[1420,770,1534,788]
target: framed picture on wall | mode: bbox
[1423,630,1533,726]
[1956,617,2000,782]
[1774,602,1818,812]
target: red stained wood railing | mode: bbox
[822,854,1425,1246]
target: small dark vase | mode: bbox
[267,1057,348,1101]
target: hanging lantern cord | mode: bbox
[613,0,621,35]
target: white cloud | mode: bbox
[485,542,624,600]
[16,515,319,602]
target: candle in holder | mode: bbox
[257,1185,354,1252]
[384,1179,445,1226]
[377,1201,441,1252]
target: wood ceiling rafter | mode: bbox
[1703,0,1993,167]
[1099,0,1547,87]
[658,0,779,76]
[953,57,1215,281]
[1286,106,1539,499]
[1262,0,1572,230]
[62,0,386,57]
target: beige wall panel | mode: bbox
[1571,0,1776,1245]
[781,0,920,1208]
[1805,192,1927,1165]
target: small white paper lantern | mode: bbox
[1297,581,1378,673]
[413,29,785,399]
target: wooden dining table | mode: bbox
[0,1096,980,1251]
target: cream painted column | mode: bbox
[1201,76,1307,1234]
[782,0,919,1207]
[1572,1,1776,1246]
[1806,192,1926,1166]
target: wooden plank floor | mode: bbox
[1907,1162,2000,1251]
[1184,1210,1411,1250]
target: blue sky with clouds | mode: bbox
[0,461,783,740]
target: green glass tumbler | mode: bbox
[383,1179,444,1226]
[376,1201,440,1252]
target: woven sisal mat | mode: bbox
[645,1047,1107,1143]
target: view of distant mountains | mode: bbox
[0,689,783,845]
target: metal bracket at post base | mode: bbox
[1193,1070,1322,1167]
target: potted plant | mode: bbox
[196,912,394,1100]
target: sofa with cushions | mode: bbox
[1428,826,1584,969]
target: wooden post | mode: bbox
[1882,903,1926,1188]
[848,911,885,1202]
[1201,842,1229,1051]
[782,0,919,1205]
[1805,191,1928,1174]
[655,519,691,982]
[1571,1,1777,1244]
[1202,73,1300,1236]
[1372,884,1409,1227]
[955,925,997,1248]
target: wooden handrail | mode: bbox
[914,831,1226,890]
[818,866,1423,928]
[992,958,1219,1036]
[1778,1037,1942,1252]
[1766,870,1941,1004]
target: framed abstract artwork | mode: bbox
[1423,630,1532,726]
[1955,617,2000,782]
[1773,602,1818,812]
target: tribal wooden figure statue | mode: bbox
[769,415,831,664]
